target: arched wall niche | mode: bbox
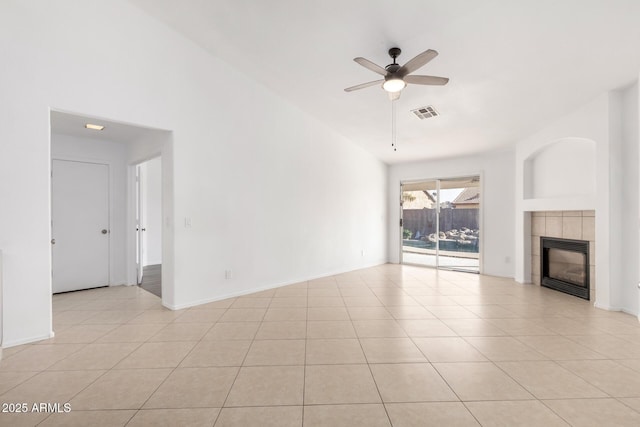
[523,137,596,200]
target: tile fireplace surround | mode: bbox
[531,211,595,297]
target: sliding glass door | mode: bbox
[401,176,480,273]
[436,177,480,272]
[401,180,439,267]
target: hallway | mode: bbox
[139,264,161,298]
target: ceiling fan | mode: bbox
[344,47,449,100]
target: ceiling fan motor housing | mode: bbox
[385,63,402,74]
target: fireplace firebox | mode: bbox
[540,237,590,300]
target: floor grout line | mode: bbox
[4,265,640,425]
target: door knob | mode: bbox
[101,229,108,234]
[51,238,56,245]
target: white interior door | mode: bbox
[52,159,109,293]
[136,165,144,284]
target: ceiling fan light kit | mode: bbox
[382,77,406,93]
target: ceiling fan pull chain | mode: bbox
[392,99,397,152]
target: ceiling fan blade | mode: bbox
[388,91,401,101]
[404,75,449,86]
[344,79,384,92]
[354,57,388,76]
[399,49,438,75]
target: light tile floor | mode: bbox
[2,264,640,426]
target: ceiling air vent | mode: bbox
[411,106,439,120]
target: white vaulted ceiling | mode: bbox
[127,0,640,164]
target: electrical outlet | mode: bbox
[225,270,233,279]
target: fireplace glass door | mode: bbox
[541,237,589,299]
[547,248,586,287]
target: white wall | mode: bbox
[140,157,162,266]
[524,138,596,200]
[51,133,129,286]
[0,0,388,346]
[515,86,640,316]
[388,150,515,278]
[620,81,639,315]
[515,95,607,288]
[0,250,4,361]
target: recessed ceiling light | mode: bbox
[85,123,105,131]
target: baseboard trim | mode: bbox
[2,331,55,348]
[165,260,388,311]
[621,307,640,318]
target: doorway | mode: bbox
[401,175,481,273]
[50,109,174,314]
[136,157,162,297]
[51,159,110,292]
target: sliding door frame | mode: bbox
[399,172,484,274]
